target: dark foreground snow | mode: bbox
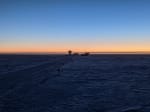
[0,54,150,112]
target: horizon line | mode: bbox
[1,51,150,55]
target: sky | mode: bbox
[0,0,150,53]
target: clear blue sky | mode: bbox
[0,0,150,53]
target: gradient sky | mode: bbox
[0,0,150,53]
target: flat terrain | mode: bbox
[0,54,150,112]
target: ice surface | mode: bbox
[0,54,150,112]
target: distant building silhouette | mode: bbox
[73,52,79,56]
[67,50,90,56]
[81,52,90,56]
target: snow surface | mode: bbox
[0,54,150,112]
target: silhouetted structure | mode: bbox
[81,52,90,56]
[73,53,79,56]
[68,50,72,55]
